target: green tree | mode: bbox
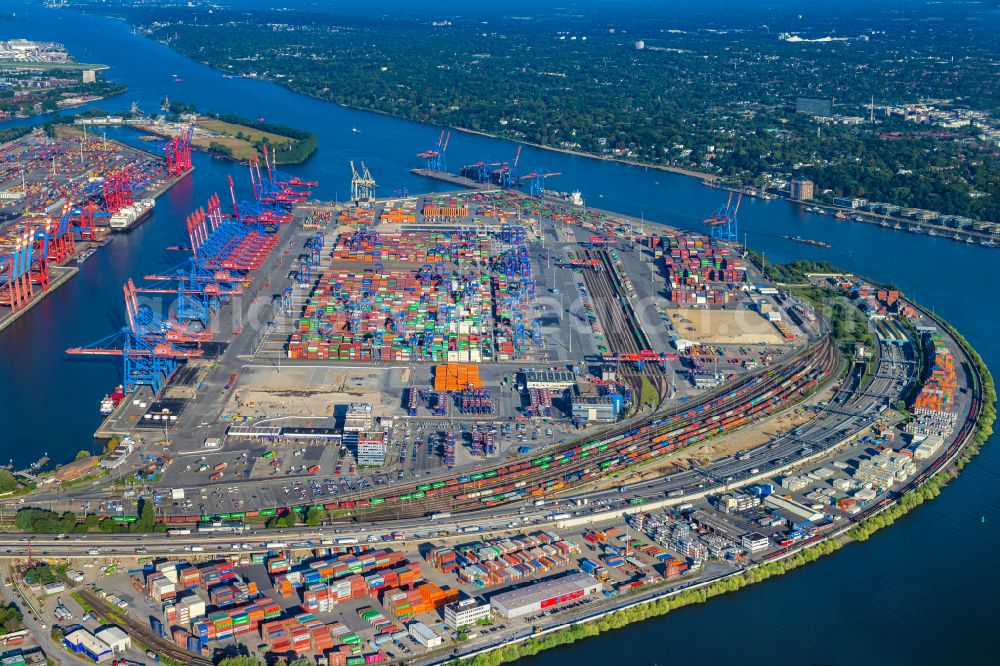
[305,507,324,527]
[0,469,17,493]
[75,450,91,461]
[217,657,262,666]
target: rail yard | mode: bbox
[0,140,988,666]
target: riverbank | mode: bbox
[448,125,719,183]
[440,299,995,666]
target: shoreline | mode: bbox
[429,293,995,666]
[447,124,720,183]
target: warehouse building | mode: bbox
[764,495,825,525]
[489,573,602,619]
[444,597,492,628]
[95,626,131,654]
[571,395,618,422]
[408,621,442,648]
[63,629,113,663]
[523,370,576,390]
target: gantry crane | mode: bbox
[704,191,742,242]
[350,161,377,202]
[417,130,451,172]
[519,169,561,197]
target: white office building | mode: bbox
[444,597,492,628]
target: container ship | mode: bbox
[109,198,155,232]
[99,384,127,415]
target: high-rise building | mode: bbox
[790,178,815,201]
[795,96,834,117]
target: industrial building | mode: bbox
[407,621,443,648]
[571,395,618,422]
[764,494,825,525]
[444,597,492,628]
[742,532,770,553]
[489,573,602,619]
[833,197,867,209]
[523,370,576,390]
[95,626,131,654]
[63,629,113,663]
[99,438,134,470]
[715,493,760,514]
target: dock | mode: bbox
[0,264,78,334]
[410,169,489,191]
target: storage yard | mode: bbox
[61,174,843,525]
[1,140,986,666]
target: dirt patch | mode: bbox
[672,308,786,345]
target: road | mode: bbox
[0,336,919,559]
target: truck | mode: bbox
[336,537,359,545]
[265,541,286,549]
[429,512,451,521]
[547,513,571,521]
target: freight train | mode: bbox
[158,338,834,526]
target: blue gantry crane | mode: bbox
[704,191,742,242]
[519,169,561,197]
[417,130,451,172]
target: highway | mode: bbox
[0,331,920,560]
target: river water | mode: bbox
[0,2,996,664]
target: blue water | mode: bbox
[1,2,997,663]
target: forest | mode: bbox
[72,1,1000,221]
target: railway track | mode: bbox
[75,585,212,666]
[582,248,669,405]
[351,334,838,521]
[151,335,836,526]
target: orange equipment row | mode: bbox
[434,363,483,391]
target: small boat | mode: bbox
[76,249,95,264]
[952,233,961,241]
[981,239,998,248]
[927,229,937,236]
[174,76,182,83]
[352,127,361,133]
[965,236,975,243]
[834,212,850,220]
[893,223,902,230]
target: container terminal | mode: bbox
[0,127,193,332]
[0,136,987,666]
